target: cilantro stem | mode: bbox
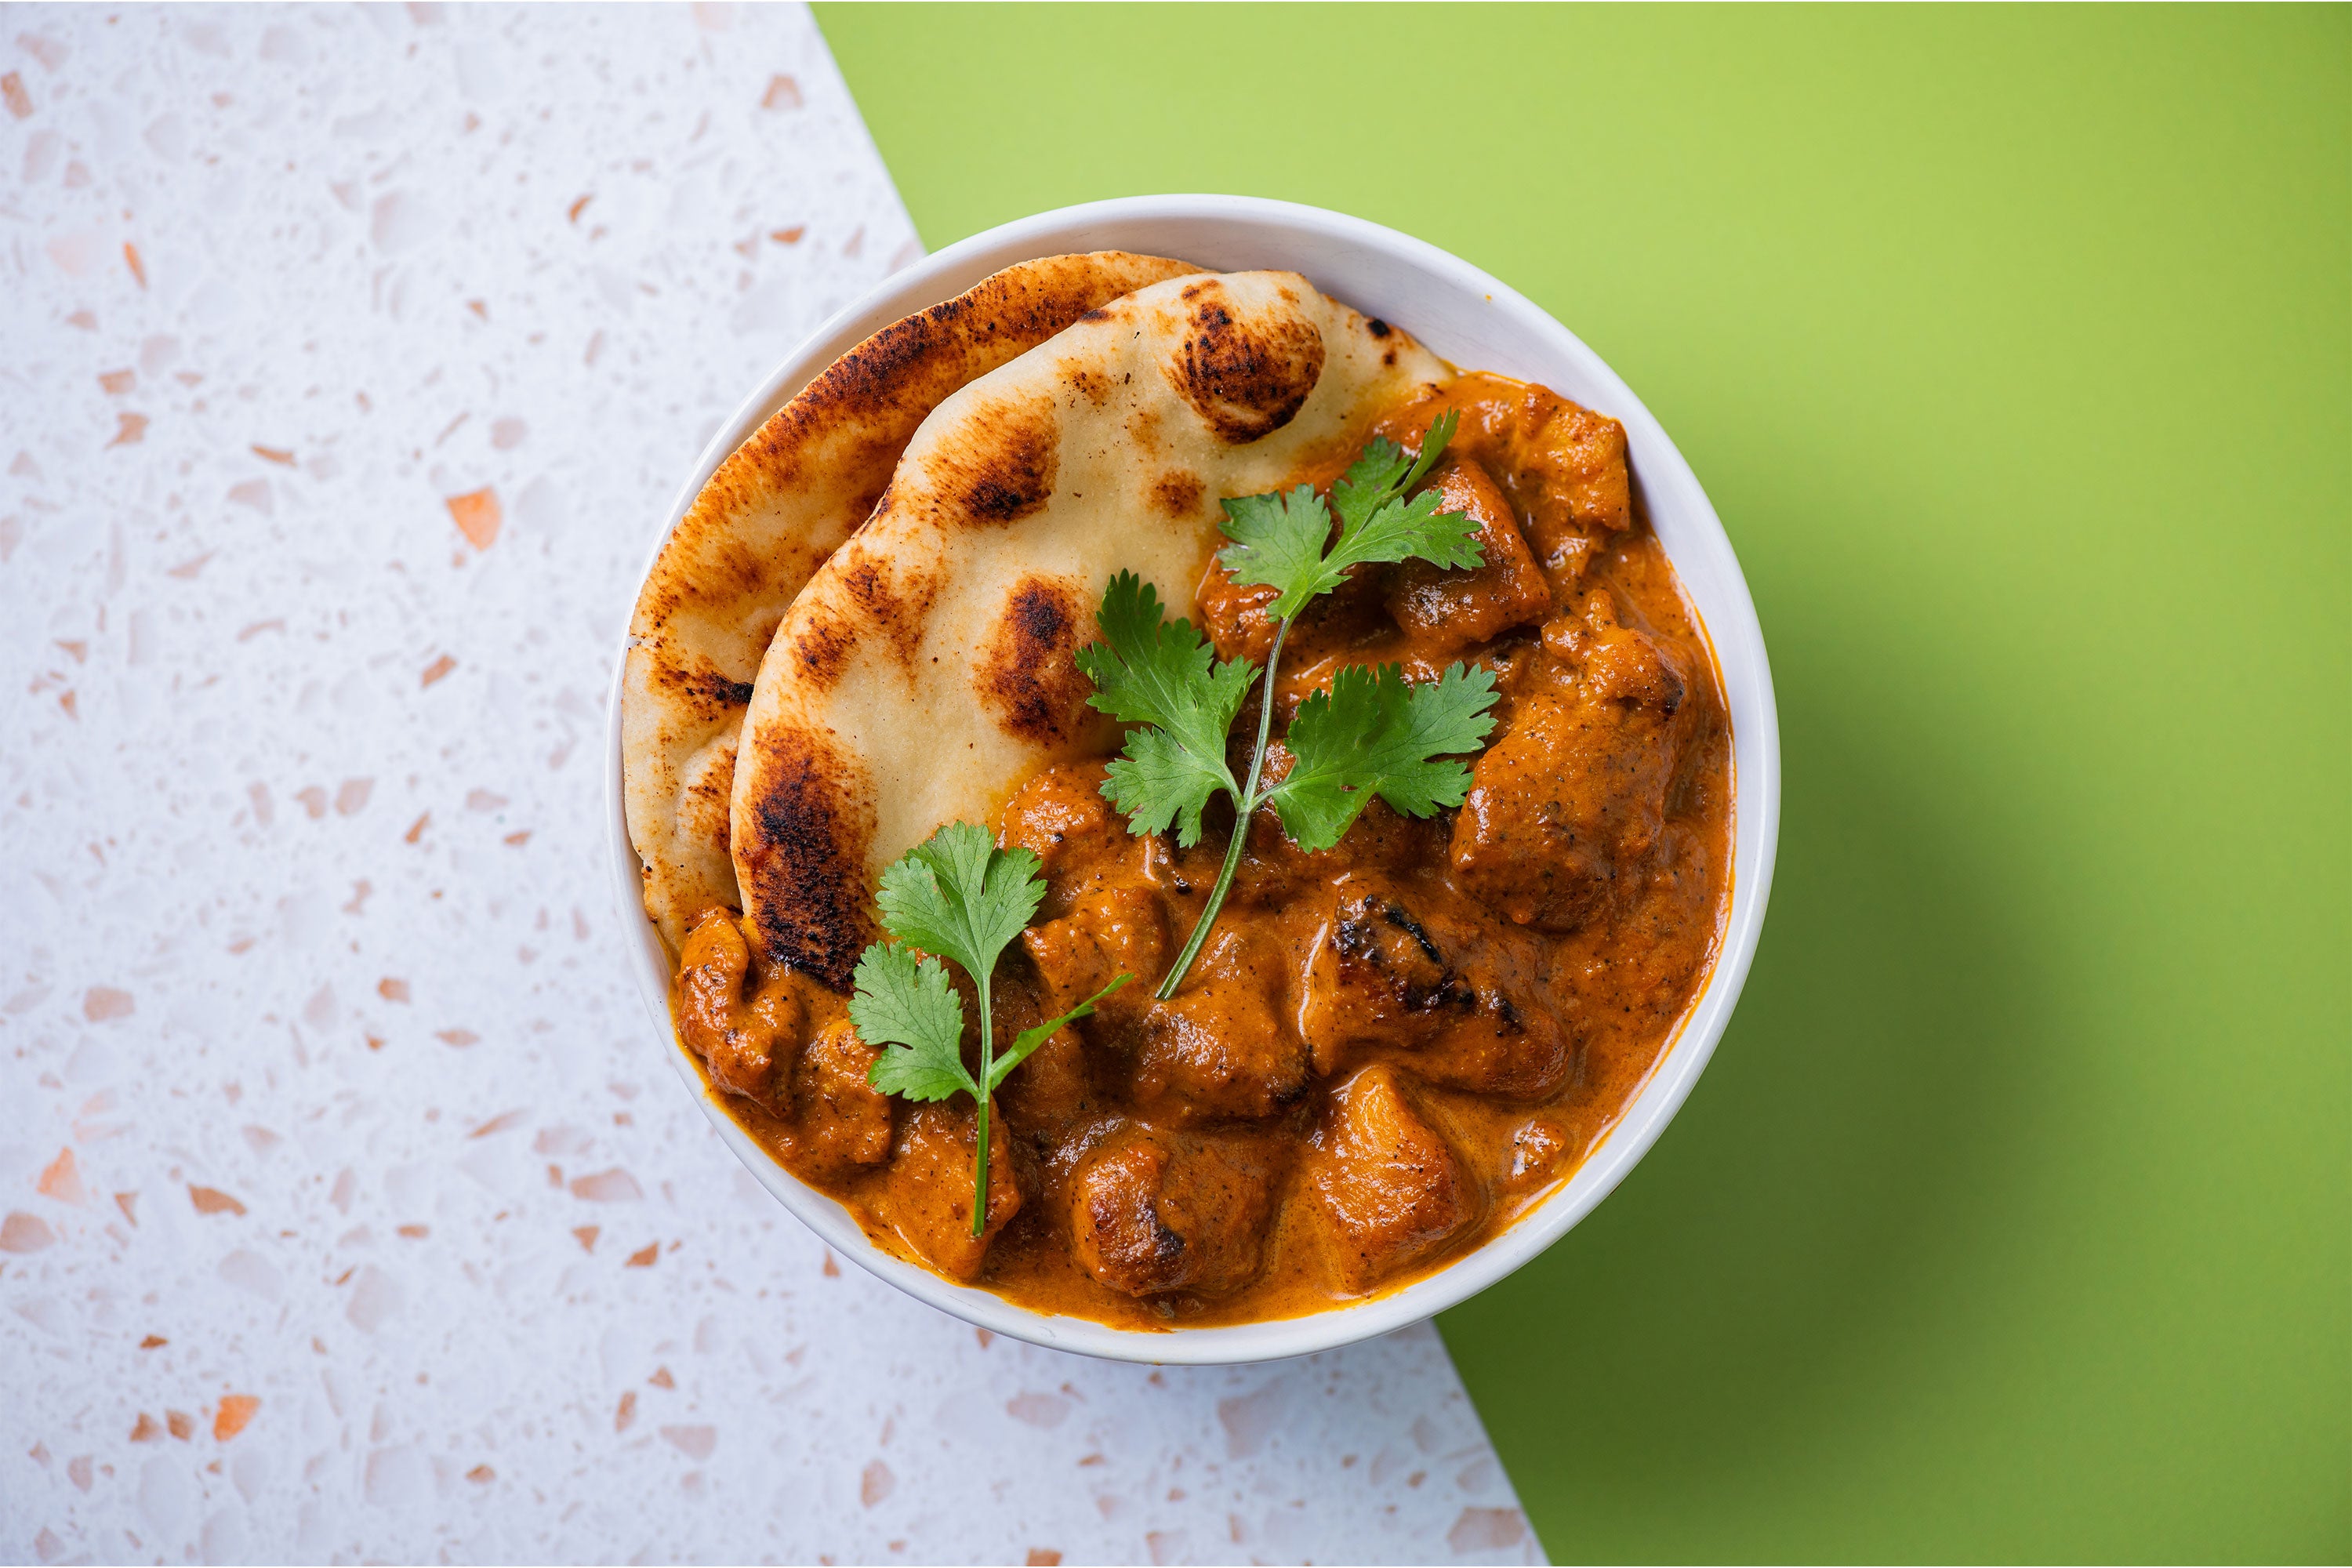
[1156,616,1292,1000]
[970,967,993,1238]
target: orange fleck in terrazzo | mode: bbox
[165,1410,194,1440]
[569,1168,642,1202]
[122,242,146,288]
[251,445,294,465]
[572,1225,598,1251]
[1,1211,56,1252]
[446,488,501,549]
[615,1391,637,1432]
[37,1148,87,1205]
[1,71,29,118]
[98,368,134,394]
[82,987,132,1022]
[213,1396,259,1440]
[129,1413,162,1443]
[419,655,456,688]
[188,1185,246,1216]
[626,1243,659,1267]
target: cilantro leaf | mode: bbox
[1323,412,1482,581]
[1215,484,1340,621]
[1100,728,1228,848]
[1216,414,1480,620]
[1330,409,1460,536]
[875,821,1044,989]
[986,973,1133,1092]
[851,942,975,1104]
[1076,571,1251,847]
[1267,661,1501,852]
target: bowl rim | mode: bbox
[604,193,1781,1365]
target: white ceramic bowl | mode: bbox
[605,195,1780,1364]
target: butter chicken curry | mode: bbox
[675,372,1731,1328]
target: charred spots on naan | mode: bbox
[1164,279,1327,445]
[837,553,941,671]
[739,727,875,991]
[978,575,1097,747]
[658,662,758,719]
[927,393,1060,527]
[680,740,738,858]
[1064,365,1116,408]
[1152,470,1206,518]
[789,601,856,689]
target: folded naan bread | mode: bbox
[622,251,1200,953]
[732,270,1452,988]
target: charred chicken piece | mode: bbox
[1069,1126,1276,1297]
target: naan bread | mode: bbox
[622,251,1200,953]
[732,270,1453,989]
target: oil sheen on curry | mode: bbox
[673,373,1732,1328]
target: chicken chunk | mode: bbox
[1134,927,1307,1120]
[1194,552,1283,667]
[1383,454,1553,652]
[789,1017,893,1178]
[1294,880,1469,1073]
[864,1099,1022,1283]
[1374,374,1632,597]
[677,906,820,1114]
[1450,603,1688,932]
[1021,884,1166,1017]
[1069,1127,1276,1297]
[1294,880,1575,1098]
[998,760,1135,895]
[1306,1065,1479,1290]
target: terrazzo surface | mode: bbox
[0,5,1540,1563]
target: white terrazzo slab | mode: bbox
[0,5,1541,1563]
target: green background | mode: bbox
[817,5,2350,1559]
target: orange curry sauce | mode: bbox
[673,373,1733,1329]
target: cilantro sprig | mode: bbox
[849,822,1130,1237]
[1079,415,1502,998]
